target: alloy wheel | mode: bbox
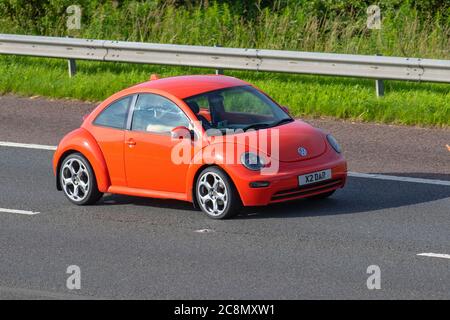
[61,158,90,202]
[197,172,229,216]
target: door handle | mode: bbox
[126,138,136,146]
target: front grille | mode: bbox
[271,179,343,202]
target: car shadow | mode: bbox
[237,173,450,219]
[94,173,450,219]
[97,194,197,212]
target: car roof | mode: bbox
[131,75,250,99]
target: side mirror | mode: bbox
[281,106,290,114]
[171,126,194,140]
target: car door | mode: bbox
[124,93,193,193]
[89,95,133,187]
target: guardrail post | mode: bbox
[68,58,77,77]
[375,77,384,97]
[375,54,384,97]
[214,44,224,75]
[66,36,76,77]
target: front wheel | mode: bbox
[59,153,103,205]
[196,167,241,219]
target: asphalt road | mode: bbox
[0,94,449,299]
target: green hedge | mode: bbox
[0,1,448,58]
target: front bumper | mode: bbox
[225,149,347,206]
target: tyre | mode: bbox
[307,190,335,200]
[195,167,241,219]
[59,153,103,205]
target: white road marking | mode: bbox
[417,253,450,260]
[348,172,450,187]
[0,141,56,151]
[0,208,40,215]
[194,229,215,233]
[1,141,449,187]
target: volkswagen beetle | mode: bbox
[53,75,347,219]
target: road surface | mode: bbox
[0,94,449,299]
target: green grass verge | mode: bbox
[0,55,448,127]
[1,1,449,59]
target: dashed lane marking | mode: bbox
[0,208,40,215]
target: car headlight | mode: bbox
[240,152,267,171]
[327,134,342,153]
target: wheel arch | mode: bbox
[53,128,111,192]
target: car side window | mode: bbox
[94,97,131,129]
[131,94,190,133]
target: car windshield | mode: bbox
[184,85,292,133]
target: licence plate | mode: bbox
[298,169,331,186]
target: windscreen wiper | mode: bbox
[269,118,294,128]
[242,123,272,131]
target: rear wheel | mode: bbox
[196,167,241,219]
[59,153,103,205]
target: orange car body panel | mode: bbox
[53,75,347,206]
[52,128,110,192]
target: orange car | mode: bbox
[53,75,347,219]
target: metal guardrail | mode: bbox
[0,33,449,89]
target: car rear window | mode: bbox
[94,97,131,129]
